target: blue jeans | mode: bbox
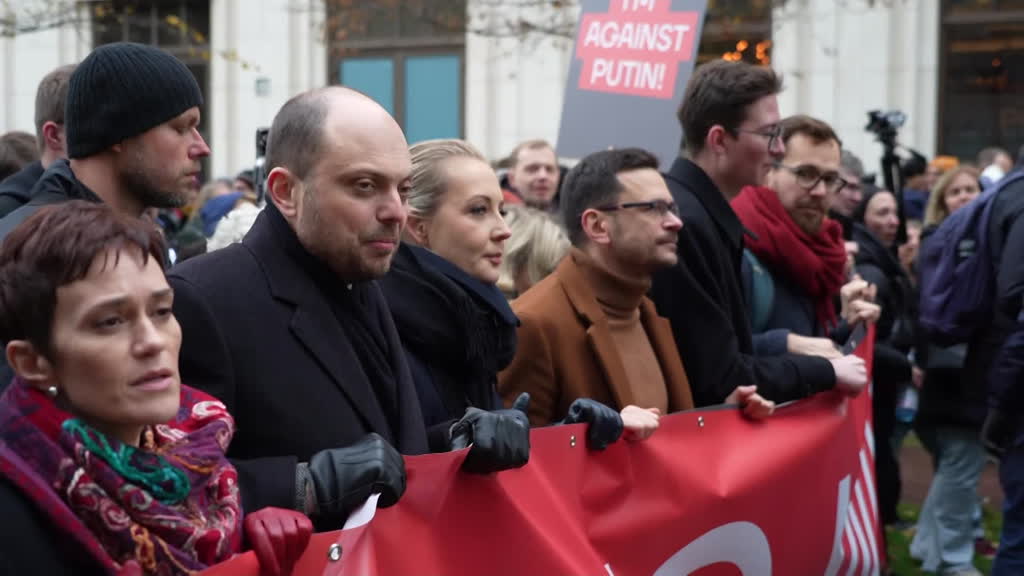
[910,427,986,574]
[994,444,1024,575]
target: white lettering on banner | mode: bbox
[826,476,854,576]
[826,424,882,576]
[847,492,870,576]
[651,521,772,575]
[582,21,692,53]
[589,59,668,92]
[621,0,656,12]
[854,481,880,574]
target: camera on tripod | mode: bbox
[865,110,906,146]
[864,110,909,244]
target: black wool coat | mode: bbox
[649,157,836,407]
[169,203,428,514]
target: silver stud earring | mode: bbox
[45,386,58,398]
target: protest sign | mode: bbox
[557,0,708,170]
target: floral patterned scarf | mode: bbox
[0,380,242,575]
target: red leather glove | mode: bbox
[244,507,314,576]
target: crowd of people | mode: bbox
[0,41,1020,576]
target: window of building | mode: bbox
[699,0,773,65]
[328,1,466,144]
[940,0,1024,161]
[91,0,211,173]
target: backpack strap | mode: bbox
[988,169,1024,266]
[743,249,775,333]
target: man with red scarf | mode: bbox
[731,115,880,356]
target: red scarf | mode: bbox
[731,186,847,332]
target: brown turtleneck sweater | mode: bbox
[573,249,668,412]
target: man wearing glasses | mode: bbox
[650,60,868,409]
[731,115,880,361]
[499,148,776,433]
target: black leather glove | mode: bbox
[561,398,623,451]
[450,392,531,474]
[302,433,406,520]
[982,408,1014,461]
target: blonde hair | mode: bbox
[407,139,488,219]
[924,165,981,227]
[497,205,570,297]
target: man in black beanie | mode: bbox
[0,42,209,241]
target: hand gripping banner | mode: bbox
[205,325,880,576]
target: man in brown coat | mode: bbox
[499,148,774,434]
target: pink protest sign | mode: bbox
[556,0,708,170]
[576,0,700,99]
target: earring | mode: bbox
[45,386,58,398]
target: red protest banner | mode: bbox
[204,326,881,576]
[576,0,700,99]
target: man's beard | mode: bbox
[297,183,397,283]
[123,152,189,211]
[792,203,827,236]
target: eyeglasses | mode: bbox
[595,199,680,217]
[773,162,848,194]
[736,124,782,151]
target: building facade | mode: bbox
[0,0,1021,179]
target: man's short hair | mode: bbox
[265,89,331,182]
[508,139,555,168]
[779,115,842,148]
[840,150,865,181]
[559,147,659,245]
[0,132,40,181]
[677,60,782,155]
[33,64,75,151]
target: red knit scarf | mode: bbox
[731,186,847,332]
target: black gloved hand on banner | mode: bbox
[450,392,531,474]
[301,432,406,520]
[561,398,624,451]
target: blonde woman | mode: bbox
[378,139,626,462]
[923,165,981,228]
[497,205,570,298]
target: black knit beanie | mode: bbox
[66,42,203,159]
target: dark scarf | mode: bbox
[264,202,402,438]
[381,243,518,415]
[0,381,242,575]
[732,186,848,332]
